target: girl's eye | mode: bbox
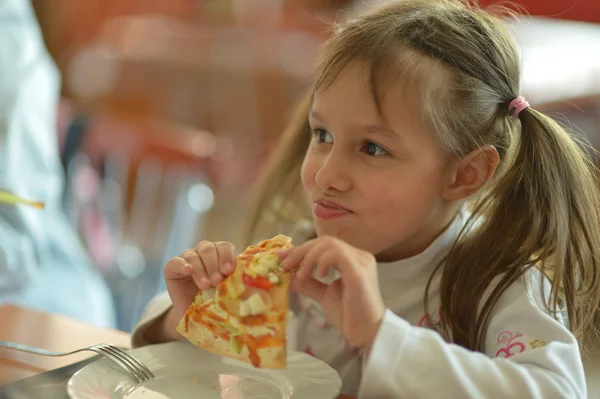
[361,141,389,156]
[313,128,333,144]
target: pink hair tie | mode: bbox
[508,96,530,119]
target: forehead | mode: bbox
[311,61,436,146]
[311,63,379,121]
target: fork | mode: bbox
[0,341,154,383]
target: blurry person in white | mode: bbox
[0,0,115,328]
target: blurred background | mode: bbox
[24,0,600,332]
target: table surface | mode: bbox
[0,304,354,398]
[0,304,131,385]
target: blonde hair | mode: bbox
[244,0,600,351]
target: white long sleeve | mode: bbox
[131,291,173,347]
[359,276,586,398]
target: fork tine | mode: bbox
[97,344,152,382]
[96,344,154,381]
[0,341,148,383]
[90,346,143,383]
[116,346,154,379]
[95,345,147,382]
[105,344,155,379]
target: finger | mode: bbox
[164,257,193,280]
[181,249,211,290]
[276,248,293,261]
[215,241,236,275]
[196,241,222,286]
[181,249,202,268]
[316,249,339,279]
[291,277,328,302]
[295,242,327,280]
[296,239,335,280]
[280,240,316,271]
[315,241,361,280]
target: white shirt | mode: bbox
[132,213,587,398]
[0,0,115,328]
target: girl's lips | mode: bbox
[313,200,351,220]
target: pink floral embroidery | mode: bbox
[495,331,526,358]
[319,319,329,329]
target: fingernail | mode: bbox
[211,273,223,285]
[223,262,234,273]
[199,277,211,289]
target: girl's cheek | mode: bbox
[301,153,318,190]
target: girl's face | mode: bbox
[301,62,457,261]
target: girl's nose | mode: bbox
[315,152,352,194]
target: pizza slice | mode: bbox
[176,234,293,369]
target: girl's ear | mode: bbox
[442,145,500,201]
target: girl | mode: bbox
[133,1,600,397]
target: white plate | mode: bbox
[67,341,342,399]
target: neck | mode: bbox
[375,205,461,263]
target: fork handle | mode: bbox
[0,340,62,356]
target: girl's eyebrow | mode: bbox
[309,109,323,122]
[365,125,401,139]
[310,109,401,139]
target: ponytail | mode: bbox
[438,106,600,351]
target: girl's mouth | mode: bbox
[313,199,352,220]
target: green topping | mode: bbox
[231,336,242,354]
[223,321,241,336]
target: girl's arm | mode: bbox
[359,274,586,398]
[131,292,182,347]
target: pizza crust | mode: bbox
[176,309,288,369]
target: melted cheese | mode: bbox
[239,293,269,316]
[202,297,278,338]
[267,272,279,284]
[245,253,281,278]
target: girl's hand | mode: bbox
[279,236,386,351]
[163,241,236,321]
